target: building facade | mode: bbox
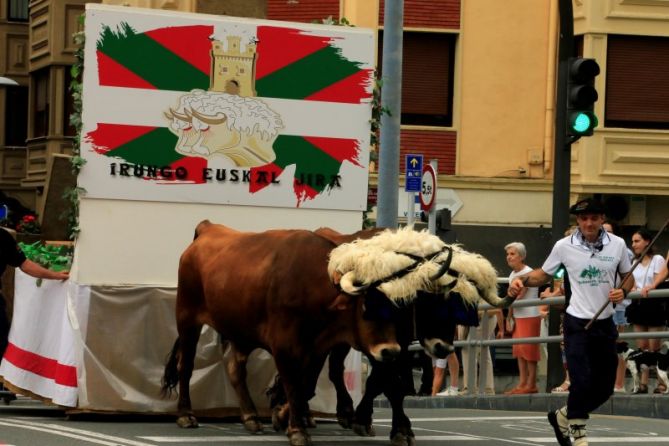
[0,0,667,261]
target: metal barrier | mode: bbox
[408,288,669,395]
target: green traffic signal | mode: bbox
[569,111,598,134]
[566,58,600,138]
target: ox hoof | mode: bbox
[337,415,353,429]
[352,423,376,437]
[305,416,317,428]
[272,410,287,432]
[243,418,264,434]
[272,404,290,432]
[390,432,416,446]
[176,415,199,428]
[288,430,312,446]
[336,406,354,429]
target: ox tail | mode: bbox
[193,219,212,240]
[161,338,180,398]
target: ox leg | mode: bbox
[328,344,354,429]
[378,351,415,446]
[176,323,202,428]
[385,372,415,446]
[352,360,386,437]
[225,343,264,433]
[275,352,327,446]
[267,375,289,432]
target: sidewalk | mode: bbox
[372,370,669,419]
[374,392,669,420]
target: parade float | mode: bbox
[0,4,375,415]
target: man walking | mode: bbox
[509,198,633,446]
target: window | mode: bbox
[379,31,456,127]
[5,86,28,147]
[33,69,50,138]
[605,35,669,130]
[8,0,29,22]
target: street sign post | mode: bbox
[405,154,423,192]
[419,164,436,212]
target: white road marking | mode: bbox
[373,416,546,422]
[139,435,481,442]
[517,438,669,443]
[0,418,156,446]
[374,423,544,446]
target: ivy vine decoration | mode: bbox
[62,13,87,240]
[315,17,390,228]
[18,241,73,286]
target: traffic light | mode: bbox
[566,57,600,138]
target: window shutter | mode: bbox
[606,35,669,129]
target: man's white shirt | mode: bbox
[541,231,632,319]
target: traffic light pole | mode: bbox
[376,0,404,229]
[546,0,576,392]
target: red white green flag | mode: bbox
[81,6,374,209]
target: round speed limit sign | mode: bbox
[419,165,436,212]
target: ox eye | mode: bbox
[183,126,192,131]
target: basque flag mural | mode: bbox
[80,6,375,209]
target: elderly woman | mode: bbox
[504,242,541,394]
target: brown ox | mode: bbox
[161,221,402,446]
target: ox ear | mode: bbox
[329,294,353,311]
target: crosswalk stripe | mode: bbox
[139,435,482,442]
[517,438,669,443]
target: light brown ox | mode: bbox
[161,221,403,446]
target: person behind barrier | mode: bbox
[504,242,541,395]
[433,294,480,396]
[509,197,633,446]
[625,229,667,394]
[431,350,459,396]
[458,307,503,395]
[640,248,669,297]
[640,249,669,394]
[603,221,634,393]
[539,269,571,394]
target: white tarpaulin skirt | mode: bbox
[0,270,363,414]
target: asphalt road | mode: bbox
[0,397,667,445]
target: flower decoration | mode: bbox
[16,214,41,234]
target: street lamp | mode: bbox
[0,76,19,86]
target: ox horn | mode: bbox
[169,108,192,122]
[189,108,228,125]
[475,284,516,309]
[429,246,453,281]
[339,271,370,295]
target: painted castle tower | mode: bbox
[210,35,257,97]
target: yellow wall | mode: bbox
[458,0,555,180]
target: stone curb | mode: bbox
[373,393,669,419]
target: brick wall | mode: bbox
[267,0,340,23]
[400,129,456,175]
[379,0,460,29]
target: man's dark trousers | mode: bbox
[564,313,618,420]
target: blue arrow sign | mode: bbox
[405,154,423,192]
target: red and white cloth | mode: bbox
[0,270,88,407]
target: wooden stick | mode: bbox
[585,217,669,330]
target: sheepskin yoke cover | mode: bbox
[328,227,499,304]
